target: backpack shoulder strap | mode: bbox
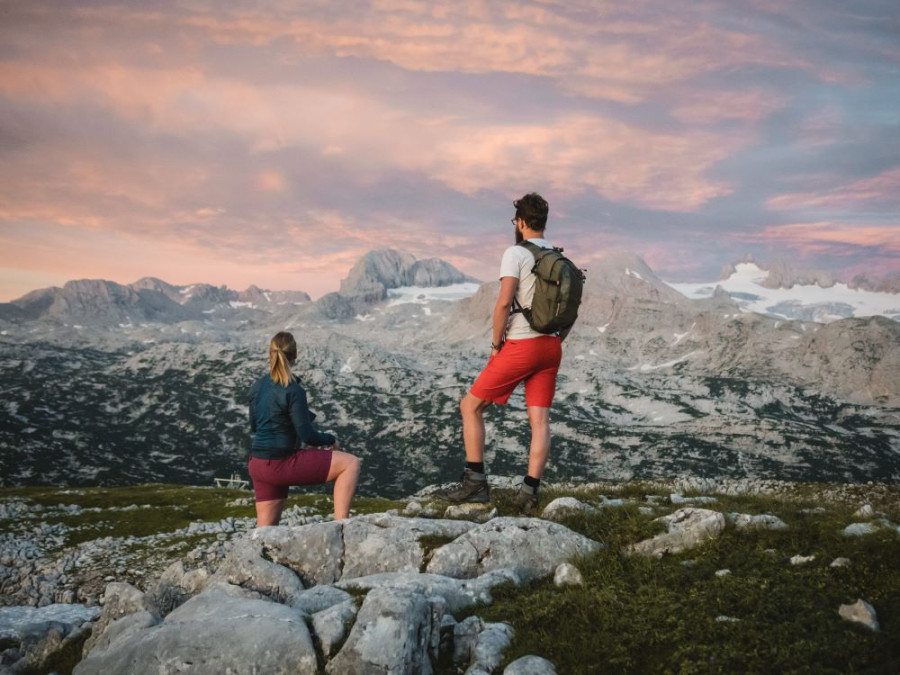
[517,240,549,258]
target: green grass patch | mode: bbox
[461,490,900,674]
[0,484,406,546]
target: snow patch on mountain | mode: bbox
[386,282,482,306]
[668,263,900,323]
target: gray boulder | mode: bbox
[838,599,879,632]
[0,603,99,674]
[83,582,145,656]
[326,587,443,674]
[206,538,303,602]
[426,517,601,581]
[342,515,475,579]
[466,622,514,675]
[312,600,358,659]
[336,570,520,615]
[289,585,354,615]
[452,615,484,665]
[553,562,584,587]
[729,513,789,531]
[253,516,477,586]
[342,518,425,578]
[153,560,209,596]
[85,611,160,658]
[444,504,499,523]
[541,497,598,521]
[505,655,557,674]
[842,522,881,537]
[630,508,726,558]
[853,504,875,519]
[254,522,344,585]
[74,586,317,674]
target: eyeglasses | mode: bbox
[510,217,518,226]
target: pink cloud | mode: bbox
[0,56,744,217]
[734,221,900,254]
[41,2,818,107]
[767,167,900,212]
[670,89,788,124]
[422,115,743,210]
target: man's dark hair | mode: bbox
[513,193,549,231]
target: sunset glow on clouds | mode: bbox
[0,0,898,300]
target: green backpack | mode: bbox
[513,240,586,334]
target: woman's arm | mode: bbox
[288,386,336,447]
[248,380,258,433]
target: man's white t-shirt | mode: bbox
[499,238,554,340]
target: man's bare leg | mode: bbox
[444,393,493,503]
[255,498,286,527]
[460,393,492,463]
[526,405,552,479]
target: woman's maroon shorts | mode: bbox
[248,449,333,502]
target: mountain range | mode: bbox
[669,259,900,323]
[1,249,898,497]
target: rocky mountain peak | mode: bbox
[850,272,900,294]
[583,249,685,304]
[761,260,835,290]
[319,249,478,319]
[130,277,179,296]
[716,256,899,295]
[339,249,475,298]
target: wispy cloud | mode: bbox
[1,0,898,299]
[766,168,900,212]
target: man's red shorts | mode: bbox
[469,336,562,407]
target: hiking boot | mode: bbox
[512,484,539,515]
[442,469,491,503]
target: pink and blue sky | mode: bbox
[1,0,898,300]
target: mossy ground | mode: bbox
[0,484,403,548]
[464,484,900,675]
[2,482,898,673]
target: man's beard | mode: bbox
[514,226,523,243]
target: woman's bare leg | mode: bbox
[255,498,286,527]
[326,451,361,520]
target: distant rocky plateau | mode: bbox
[0,248,898,497]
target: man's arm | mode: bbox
[492,276,519,356]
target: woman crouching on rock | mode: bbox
[248,331,360,525]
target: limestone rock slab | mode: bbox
[554,562,584,587]
[312,599,358,659]
[505,655,558,674]
[326,587,442,674]
[541,497,598,521]
[630,508,725,558]
[729,513,789,531]
[83,582,144,656]
[426,517,601,581]
[466,622,514,675]
[336,570,520,615]
[74,586,317,675]
[839,599,879,632]
[289,585,353,615]
[253,522,344,586]
[206,538,303,602]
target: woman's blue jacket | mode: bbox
[248,374,336,459]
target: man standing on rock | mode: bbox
[444,192,569,514]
